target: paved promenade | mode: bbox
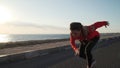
[50,41,120,68]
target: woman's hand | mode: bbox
[105,21,109,28]
[75,48,80,56]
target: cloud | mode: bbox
[0,21,69,34]
[4,21,66,29]
[4,21,43,28]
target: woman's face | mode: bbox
[71,30,81,37]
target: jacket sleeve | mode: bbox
[91,21,108,30]
[70,35,77,51]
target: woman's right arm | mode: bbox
[70,36,80,55]
[70,36,77,51]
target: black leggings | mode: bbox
[79,36,100,67]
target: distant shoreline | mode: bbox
[0,38,69,49]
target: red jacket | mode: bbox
[70,21,108,51]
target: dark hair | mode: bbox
[70,22,83,30]
[70,22,85,38]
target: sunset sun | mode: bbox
[0,6,13,24]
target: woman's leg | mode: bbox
[79,43,86,59]
[79,41,88,59]
[85,37,100,67]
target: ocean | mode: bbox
[0,34,70,43]
[0,33,119,43]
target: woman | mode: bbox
[70,21,109,68]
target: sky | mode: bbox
[0,0,120,34]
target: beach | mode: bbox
[0,39,69,55]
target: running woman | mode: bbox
[70,21,109,68]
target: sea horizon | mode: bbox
[0,34,70,43]
[0,33,119,43]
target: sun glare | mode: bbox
[0,34,10,43]
[0,6,13,24]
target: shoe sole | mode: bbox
[90,61,96,68]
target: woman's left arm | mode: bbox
[90,21,109,30]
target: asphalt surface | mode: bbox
[50,41,120,68]
[0,41,120,68]
[0,49,74,68]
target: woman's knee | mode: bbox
[85,49,92,56]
